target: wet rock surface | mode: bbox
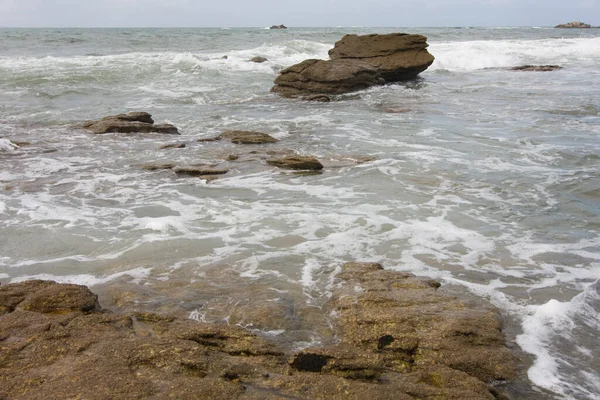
[0,265,520,399]
[82,112,179,135]
[510,65,562,72]
[219,130,278,144]
[272,33,434,99]
[267,155,324,170]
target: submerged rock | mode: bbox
[82,112,179,135]
[0,265,519,399]
[160,143,186,149]
[219,130,278,144]
[250,56,268,63]
[173,165,229,176]
[267,155,324,170]
[554,21,591,28]
[272,33,434,99]
[511,65,562,72]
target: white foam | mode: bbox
[429,37,600,71]
[0,138,18,151]
[517,281,600,399]
[10,267,151,287]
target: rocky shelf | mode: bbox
[1,262,521,399]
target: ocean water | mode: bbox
[1,26,599,399]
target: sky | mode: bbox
[0,0,598,28]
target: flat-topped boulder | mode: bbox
[82,112,179,135]
[328,33,435,82]
[272,33,434,99]
[555,21,591,28]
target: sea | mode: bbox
[0,26,599,399]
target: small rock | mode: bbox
[267,156,323,170]
[219,131,277,144]
[250,56,268,63]
[82,112,179,135]
[269,24,287,29]
[173,166,229,176]
[510,65,562,72]
[160,143,186,149]
[141,163,175,171]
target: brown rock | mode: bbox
[0,274,518,400]
[266,155,324,170]
[271,58,382,98]
[0,280,100,314]
[328,33,435,82]
[160,143,186,149]
[271,33,434,99]
[219,130,278,144]
[82,112,179,135]
[173,166,229,176]
[250,56,268,63]
[510,65,562,72]
[141,163,175,170]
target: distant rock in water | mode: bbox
[271,33,434,100]
[250,56,268,63]
[82,112,179,135]
[269,24,287,29]
[555,21,591,28]
[511,65,562,72]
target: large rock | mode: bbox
[555,21,591,28]
[328,33,435,82]
[0,268,519,400]
[272,59,383,99]
[271,33,434,99]
[82,112,179,135]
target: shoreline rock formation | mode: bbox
[0,262,521,399]
[82,112,179,135]
[271,33,434,100]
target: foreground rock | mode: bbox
[0,264,518,399]
[510,65,562,72]
[554,21,591,28]
[82,112,179,134]
[272,33,434,99]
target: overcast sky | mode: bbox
[0,0,598,28]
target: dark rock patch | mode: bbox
[160,143,186,149]
[269,24,287,29]
[173,166,229,176]
[250,56,268,63]
[267,155,324,170]
[82,112,179,135]
[511,65,562,72]
[219,130,278,144]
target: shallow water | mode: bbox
[1,26,599,399]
